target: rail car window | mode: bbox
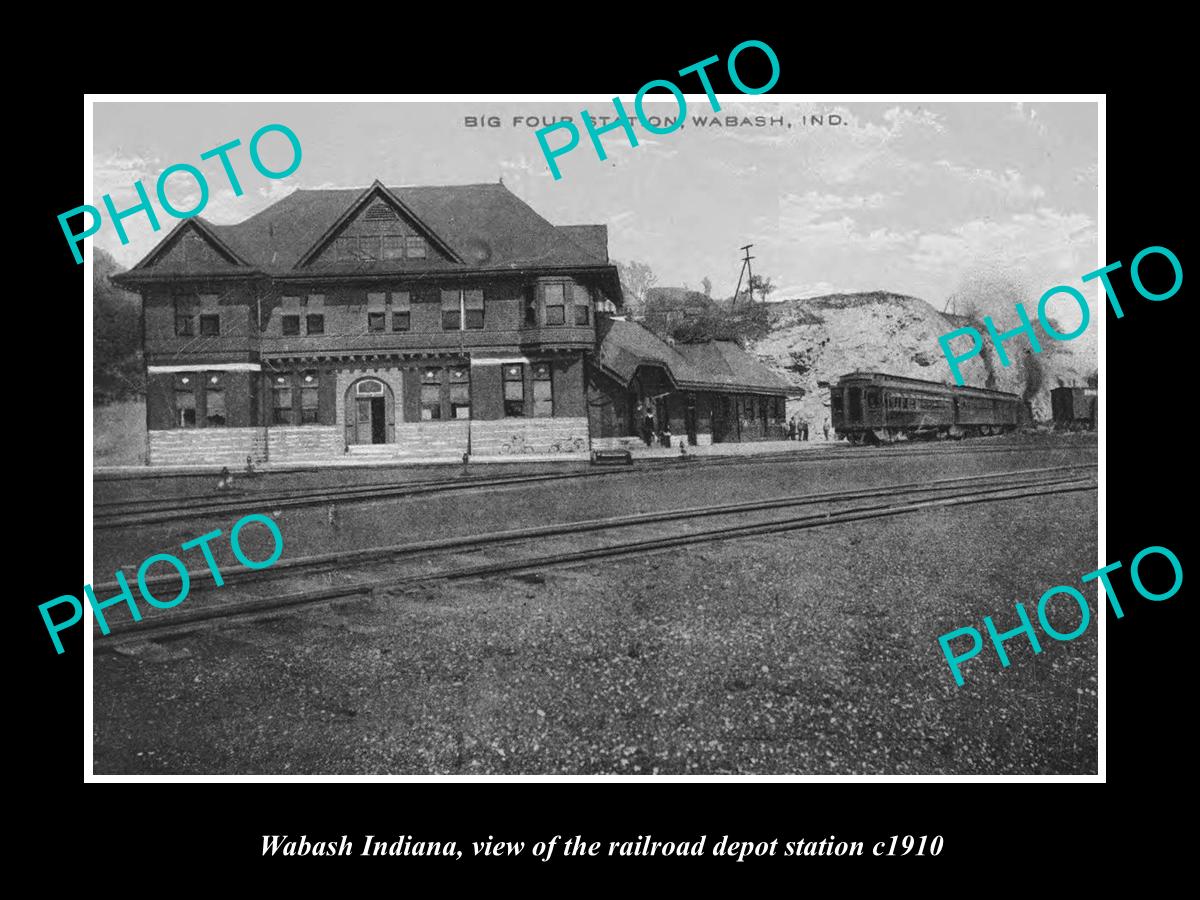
[867,391,879,409]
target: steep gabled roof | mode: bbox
[129,182,609,275]
[558,225,609,263]
[131,218,254,271]
[595,318,791,394]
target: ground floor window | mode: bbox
[300,371,320,424]
[421,367,442,419]
[532,362,553,417]
[205,372,226,426]
[449,366,471,418]
[272,375,293,425]
[175,373,197,427]
[503,364,525,417]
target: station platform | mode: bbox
[93,438,838,478]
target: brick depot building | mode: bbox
[115,181,788,465]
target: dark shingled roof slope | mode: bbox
[596,318,790,394]
[558,225,609,262]
[143,183,610,274]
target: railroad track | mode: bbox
[92,438,1098,530]
[94,463,1097,648]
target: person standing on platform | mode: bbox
[641,411,655,447]
[788,417,797,441]
[823,419,831,441]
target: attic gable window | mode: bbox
[383,235,405,260]
[365,201,399,221]
[406,236,426,259]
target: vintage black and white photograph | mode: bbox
[88,98,1099,775]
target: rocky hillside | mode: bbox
[749,291,1096,429]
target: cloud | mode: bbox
[778,280,837,299]
[933,160,1047,204]
[93,150,162,187]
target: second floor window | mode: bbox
[441,290,461,330]
[524,285,537,326]
[367,292,387,332]
[464,289,484,329]
[281,295,301,335]
[543,283,565,326]
[392,292,411,331]
[306,294,324,335]
[199,293,220,335]
[174,296,195,336]
[573,284,591,325]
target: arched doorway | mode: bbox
[345,377,395,445]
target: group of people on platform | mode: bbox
[636,408,835,446]
[640,413,675,448]
[788,417,832,441]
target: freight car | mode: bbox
[831,371,1022,444]
[1050,386,1097,430]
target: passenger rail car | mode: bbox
[1050,386,1097,431]
[831,371,1022,444]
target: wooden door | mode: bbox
[355,398,373,444]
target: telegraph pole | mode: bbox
[732,244,755,310]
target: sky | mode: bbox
[92,99,1098,328]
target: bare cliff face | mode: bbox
[749,292,1096,431]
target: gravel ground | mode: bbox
[92,437,1096,576]
[92,460,1098,775]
